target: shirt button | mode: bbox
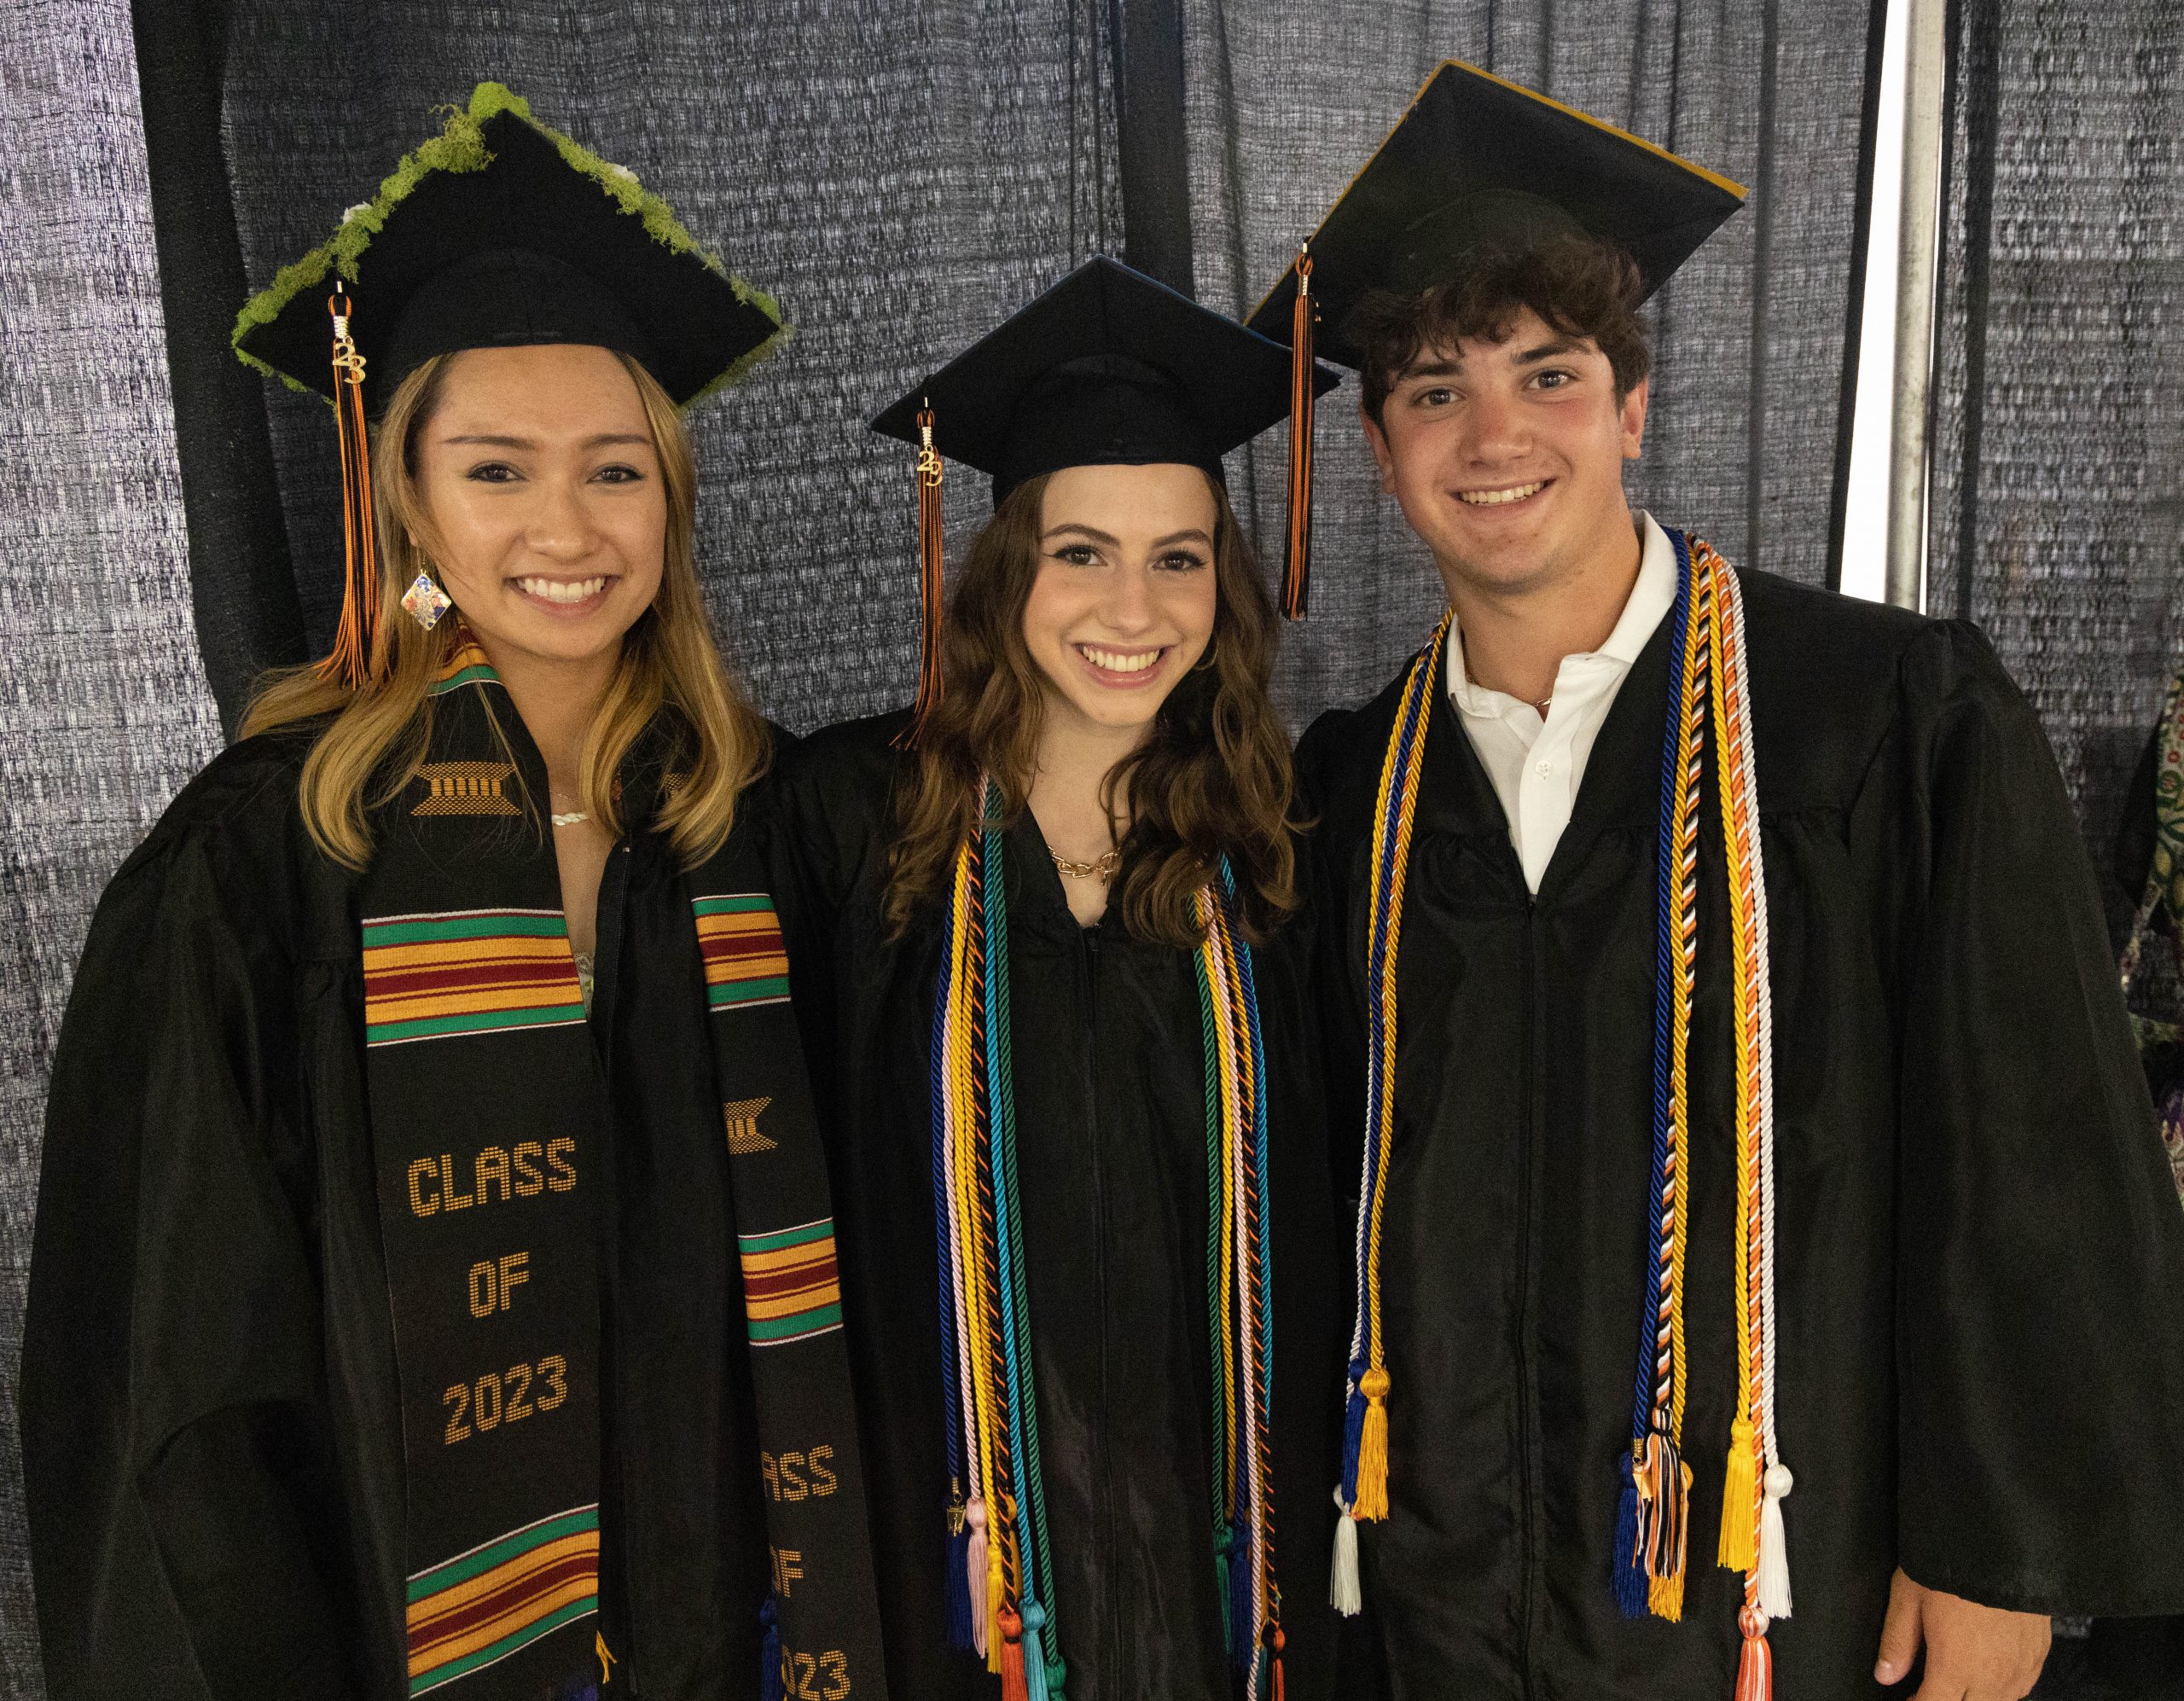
[1536,759,1553,777]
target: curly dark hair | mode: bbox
[1349,231,1651,423]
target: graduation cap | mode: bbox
[232,82,787,690]
[870,256,1339,741]
[1244,61,1743,605]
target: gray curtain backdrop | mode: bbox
[1182,0,1883,720]
[0,0,227,1691]
[1928,0,2184,937]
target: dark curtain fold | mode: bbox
[1116,0,1196,292]
[1928,0,2184,939]
[0,3,225,1693]
[1177,0,1886,722]
[131,0,305,734]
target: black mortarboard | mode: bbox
[1246,60,1745,369]
[872,257,1333,503]
[870,258,1339,740]
[232,84,786,688]
[236,83,785,410]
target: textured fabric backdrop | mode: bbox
[1180,0,1884,720]
[1929,0,2184,938]
[0,1,225,1689]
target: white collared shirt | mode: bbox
[1447,512,1678,892]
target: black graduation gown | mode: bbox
[1296,568,2184,1699]
[20,729,778,1700]
[770,712,1345,1701]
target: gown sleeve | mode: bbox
[1295,710,1369,1206]
[20,796,358,1698]
[1891,620,2184,1615]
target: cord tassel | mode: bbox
[1757,1465,1793,1619]
[997,1607,1029,1701]
[984,1528,1004,1672]
[966,1498,991,1659]
[1733,1607,1774,1701]
[758,1599,783,1701]
[1281,246,1316,621]
[319,288,381,692]
[1611,1449,1648,1617]
[1227,1526,1252,1672]
[1638,1424,1691,1623]
[1352,1367,1391,1518]
[1020,1601,1054,1701]
[1718,1421,1759,1573]
[1214,1524,1234,1655]
[897,403,945,749]
[945,1495,976,1649]
[1329,1489,1361,1616]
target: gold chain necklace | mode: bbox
[1050,847,1121,881]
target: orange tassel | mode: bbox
[896,403,945,749]
[317,288,381,692]
[1269,1625,1287,1701]
[1281,246,1316,621]
[997,1607,1028,1701]
[1733,1607,1773,1701]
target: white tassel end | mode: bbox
[1757,1464,1793,1620]
[1330,1488,1362,1616]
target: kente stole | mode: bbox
[361,639,885,1698]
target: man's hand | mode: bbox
[1873,1567,2051,1698]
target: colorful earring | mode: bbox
[402,571,452,630]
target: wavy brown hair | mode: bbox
[240,349,768,869]
[883,470,1297,949]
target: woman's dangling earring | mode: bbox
[402,568,452,631]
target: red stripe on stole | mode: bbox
[742,1261,839,1301]
[410,1550,598,1656]
[700,930,782,967]
[368,961,576,998]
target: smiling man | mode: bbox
[1264,61,2184,1701]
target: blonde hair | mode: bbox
[241,349,768,869]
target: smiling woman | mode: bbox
[240,339,757,955]
[20,84,887,1701]
[769,258,1348,1701]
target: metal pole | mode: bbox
[1885,0,1949,612]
